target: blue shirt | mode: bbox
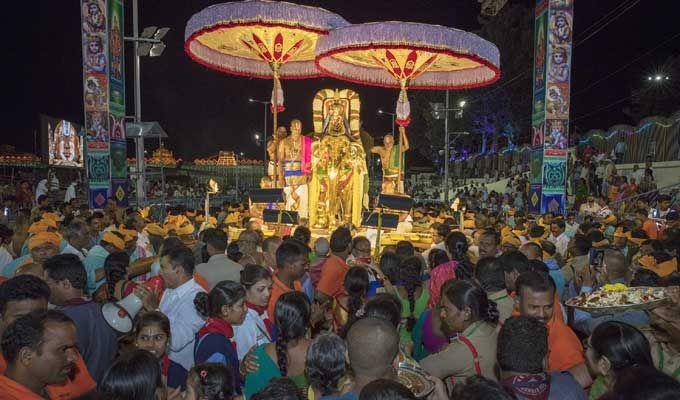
[1,254,30,277]
[300,272,315,303]
[83,245,109,294]
[57,300,118,383]
[194,332,241,395]
[545,258,566,301]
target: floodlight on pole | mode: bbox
[431,93,468,204]
[124,0,170,208]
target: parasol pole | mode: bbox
[396,81,406,194]
[397,126,403,194]
[272,64,280,188]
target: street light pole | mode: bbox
[430,94,466,204]
[132,0,145,207]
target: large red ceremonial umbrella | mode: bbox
[315,21,501,128]
[185,0,349,180]
[315,21,500,183]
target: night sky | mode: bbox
[5,0,680,164]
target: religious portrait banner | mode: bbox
[108,0,127,201]
[82,0,111,207]
[531,0,573,213]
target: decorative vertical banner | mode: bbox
[82,0,111,207]
[108,0,128,206]
[531,0,573,213]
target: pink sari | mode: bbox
[428,260,458,308]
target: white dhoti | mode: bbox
[267,161,276,177]
[284,184,309,219]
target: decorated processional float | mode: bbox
[184,0,500,232]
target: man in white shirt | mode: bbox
[35,179,48,202]
[135,246,205,372]
[564,212,579,238]
[195,228,242,289]
[64,181,77,203]
[548,220,569,259]
[61,220,90,260]
[422,223,450,261]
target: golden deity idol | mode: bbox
[309,89,368,229]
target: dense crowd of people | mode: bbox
[0,182,678,400]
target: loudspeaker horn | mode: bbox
[102,293,143,333]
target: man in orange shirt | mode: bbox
[316,227,352,305]
[0,275,95,399]
[515,271,592,388]
[0,309,86,399]
[636,208,659,240]
[267,240,308,318]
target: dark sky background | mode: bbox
[4,0,680,164]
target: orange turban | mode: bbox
[139,207,151,220]
[102,231,125,251]
[28,221,50,235]
[144,223,167,237]
[41,212,62,222]
[28,232,62,251]
[165,215,189,227]
[602,214,617,225]
[502,234,521,248]
[175,223,195,236]
[512,229,527,237]
[41,218,58,229]
[626,233,646,247]
[118,225,138,241]
[639,255,678,277]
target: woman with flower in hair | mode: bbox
[185,363,236,400]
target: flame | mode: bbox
[208,179,219,194]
